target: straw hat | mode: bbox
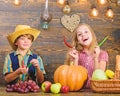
[7,25,40,50]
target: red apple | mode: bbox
[60,85,69,93]
[41,81,52,92]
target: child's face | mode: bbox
[15,35,32,50]
[76,25,92,47]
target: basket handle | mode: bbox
[114,55,120,79]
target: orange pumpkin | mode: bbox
[54,64,88,91]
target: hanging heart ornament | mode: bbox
[61,14,80,32]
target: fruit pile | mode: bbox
[6,80,40,93]
[41,81,69,94]
[92,69,115,80]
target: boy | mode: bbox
[3,25,46,85]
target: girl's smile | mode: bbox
[77,25,92,47]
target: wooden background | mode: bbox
[0,0,120,85]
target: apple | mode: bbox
[50,83,61,94]
[41,81,52,93]
[55,83,61,88]
[92,69,108,80]
[61,85,69,93]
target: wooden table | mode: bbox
[0,86,120,96]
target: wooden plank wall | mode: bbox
[0,0,120,85]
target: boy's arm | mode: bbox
[35,56,45,83]
[3,54,19,83]
[4,69,20,83]
[35,67,44,83]
[4,67,28,83]
[3,54,28,83]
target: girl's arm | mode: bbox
[68,48,79,65]
[94,36,109,70]
[94,46,108,71]
[94,57,107,71]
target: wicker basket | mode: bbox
[90,55,120,93]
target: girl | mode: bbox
[64,23,108,88]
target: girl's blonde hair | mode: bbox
[64,23,98,65]
[73,23,97,53]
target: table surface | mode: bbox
[0,86,120,96]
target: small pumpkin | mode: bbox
[54,64,88,91]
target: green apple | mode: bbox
[50,83,61,94]
[55,83,61,88]
[92,69,108,80]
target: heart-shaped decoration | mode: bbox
[61,14,80,32]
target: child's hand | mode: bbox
[17,67,28,75]
[30,59,39,68]
[94,45,100,58]
[69,48,78,61]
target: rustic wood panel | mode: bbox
[0,0,120,85]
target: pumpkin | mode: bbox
[54,64,88,91]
